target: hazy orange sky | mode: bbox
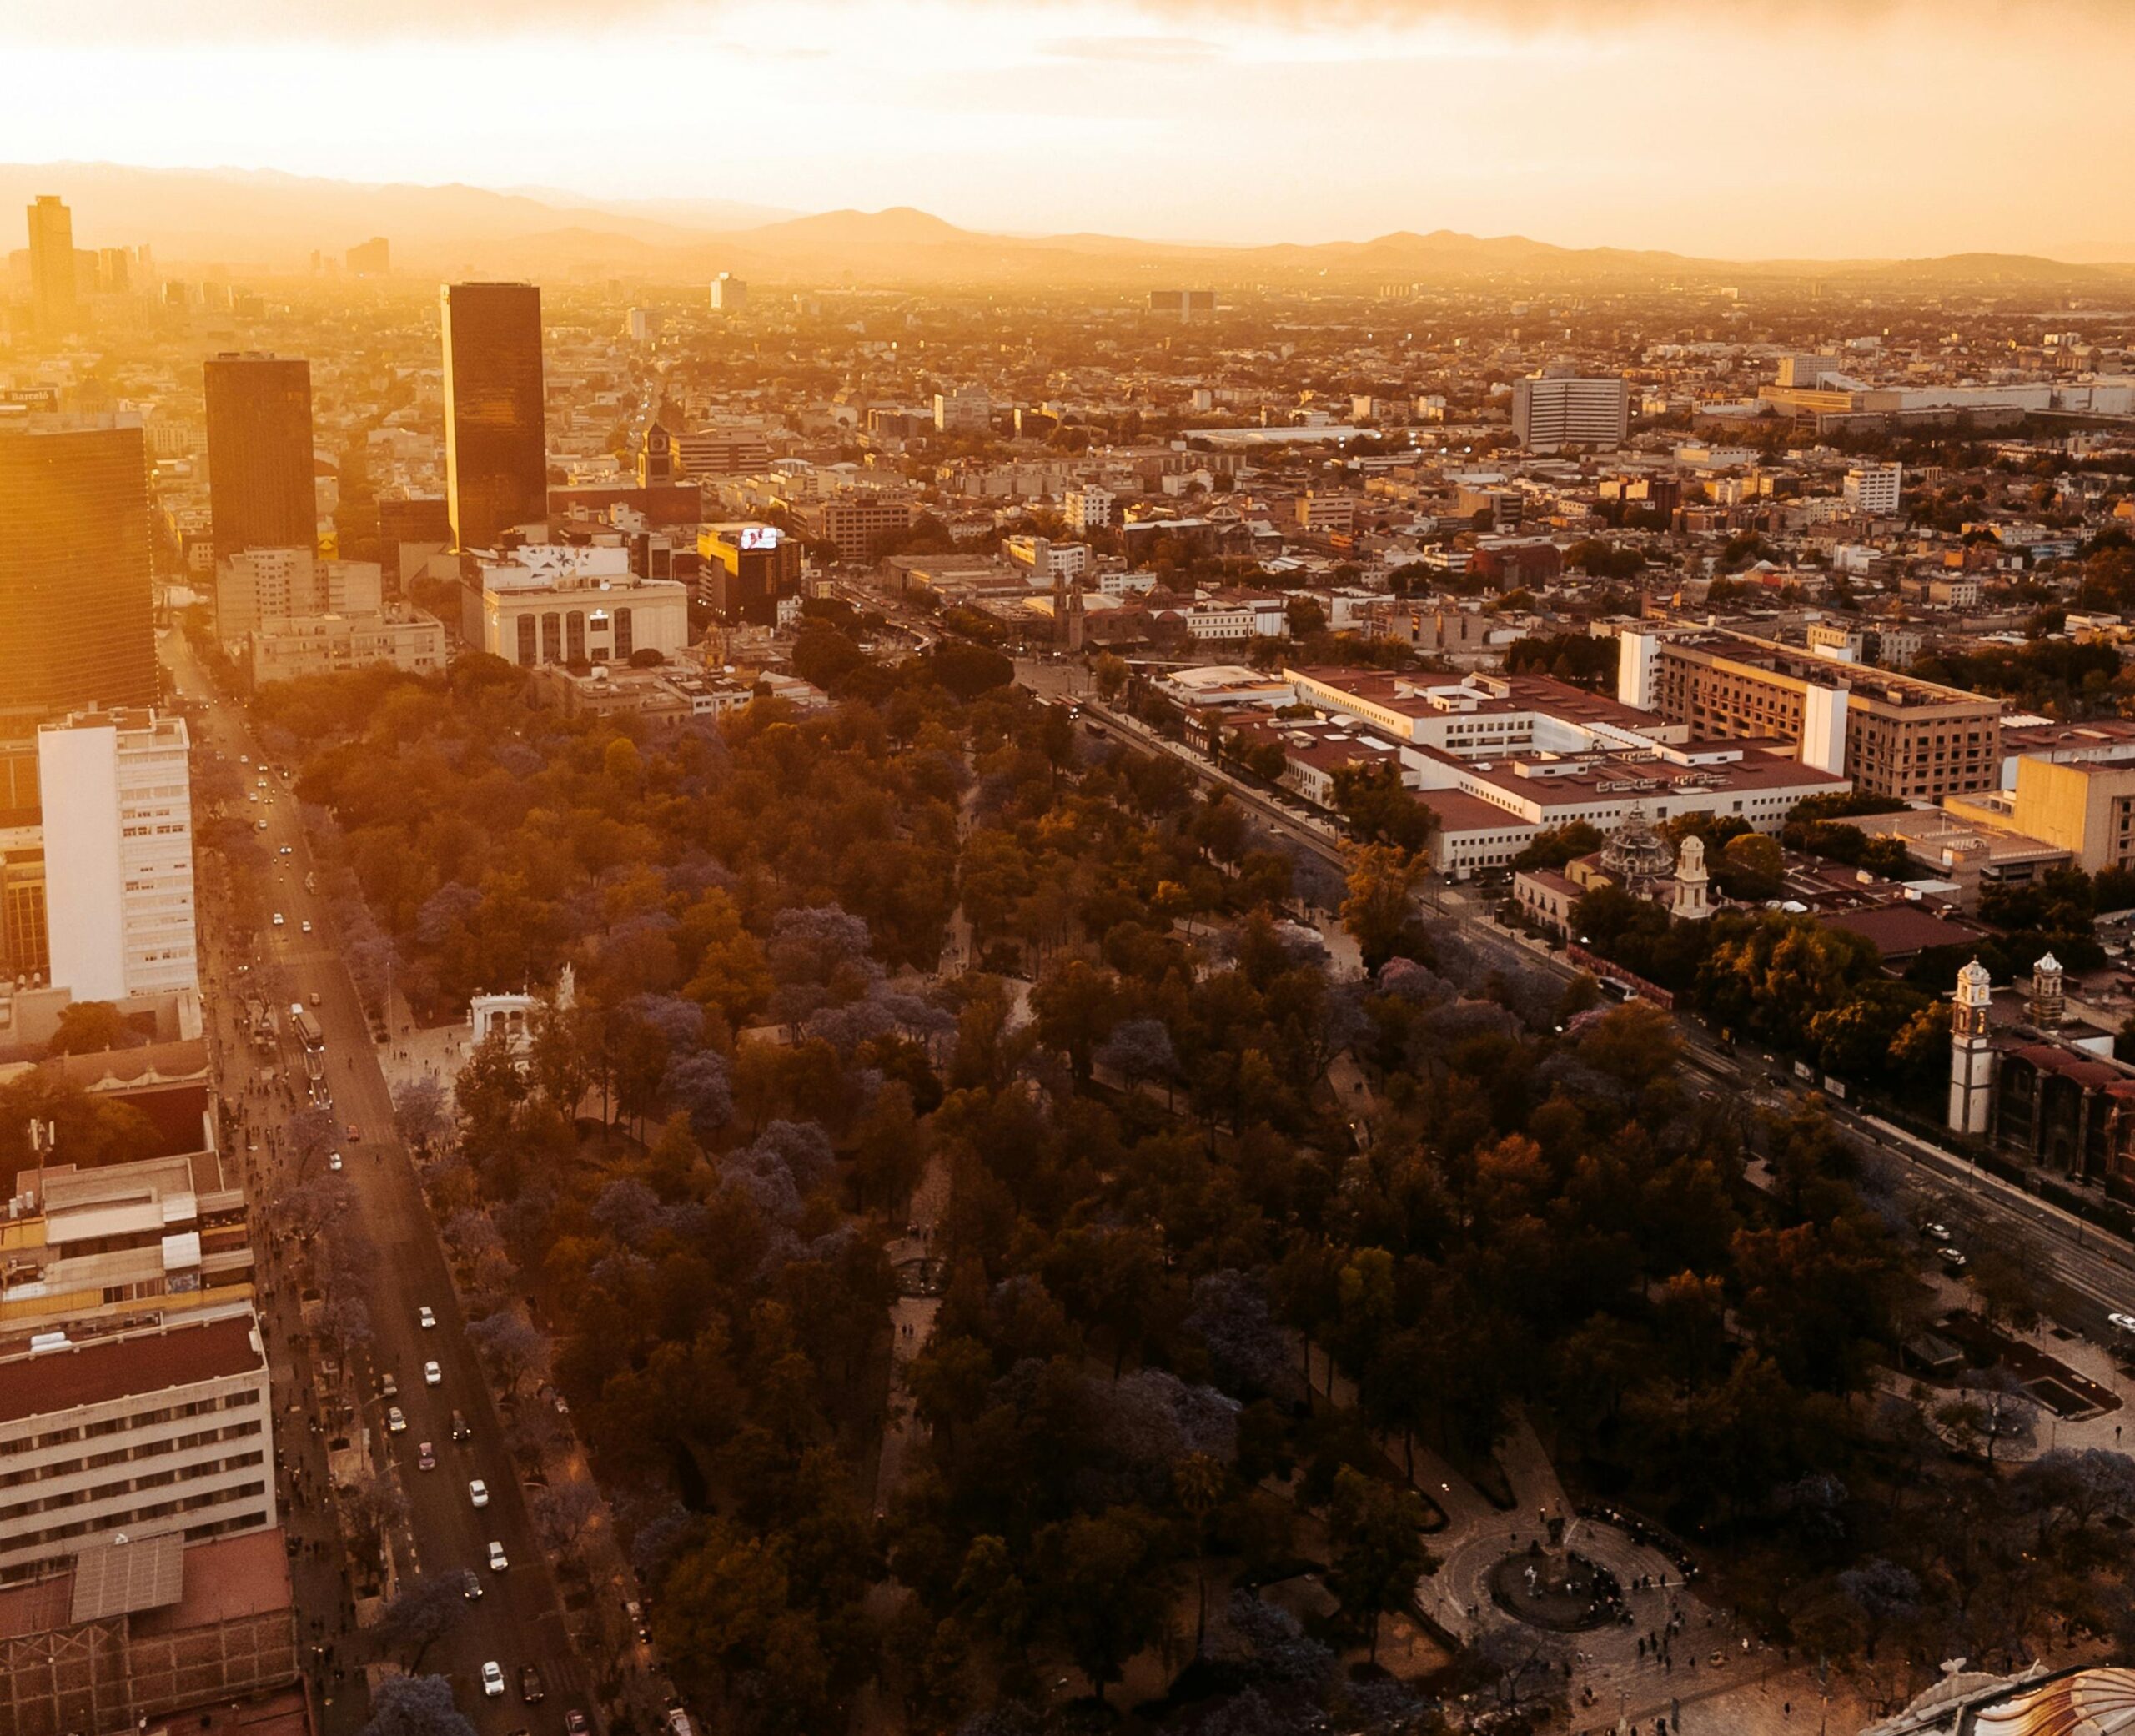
[8,0,2132,258]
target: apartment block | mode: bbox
[1,1151,254,1347]
[1620,630,2000,800]
[246,607,447,685]
[214,548,381,645]
[38,710,196,1004]
[1296,491,1357,533]
[1843,463,1903,516]
[0,1312,275,1584]
[1510,376,1630,452]
[673,426,773,476]
[1064,485,1117,534]
[933,385,992,434]
[799,491,919,562]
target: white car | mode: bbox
[2109,1312,2135,1334]
[469,1478,490,1508]
[488,1539,509,1572]
[300,920,312,934]
[419,1307,436,1330]
[481,1662,505,1698]
[386,1405,406,1434]
[272,912,284,927]
[328,1151,342,1172]
[424,1360,442,1387]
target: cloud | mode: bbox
[12,0,666,40]
[1113,0,2134,20]
[21,0,2134,45]
[1040,33,1225,63]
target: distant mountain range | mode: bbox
[3,163,2128,290]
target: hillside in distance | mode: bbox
[4,162,2128,290]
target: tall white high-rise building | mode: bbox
[215,547,382,645]
[1844,463,1904,516]
[39,709,198,1004]
[1510,376,1630,452]
[1065,485,1117,534]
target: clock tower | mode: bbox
[1948,958,1994,1136]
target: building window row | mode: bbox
[0,1478,269,1560]
[1,1388,259,1459]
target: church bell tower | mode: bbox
[1948,957,1994,1136]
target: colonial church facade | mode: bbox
[1947,952,2135,1188]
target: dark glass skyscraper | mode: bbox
[0,419,156,735]
[440,283,547,551]
[25,196,77,336]
[203,353,316,562]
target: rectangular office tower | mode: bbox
[0,417,156,734]
[1511,376,1630,452]
[203,353,316,562]
[440,282,548,551]
[40,708,197,1002]
[25,195,77,335]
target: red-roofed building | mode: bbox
[0,1532,298,1736]
[0,1312,276,1584]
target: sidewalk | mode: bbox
[375,985,472,1101]
[873,1152,952,1516]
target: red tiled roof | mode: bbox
[2008,1042,2131,1090]
[1414,789,1538,835]
[0,1315,261,1426]
[1820,904,1991,961]
[134,1527,293,1633]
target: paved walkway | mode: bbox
[1299,1337,1862,1733]
[873,1151,952,1516]
[375,986,472,1100]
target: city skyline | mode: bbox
[6,0,2134,261]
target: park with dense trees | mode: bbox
[244,646,2135,1736]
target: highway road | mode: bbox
[168,632,590,1733]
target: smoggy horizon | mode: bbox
[7,0,2134,263]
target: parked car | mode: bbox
[481,1663,505,1698]
[1938,1246,1969,1274]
